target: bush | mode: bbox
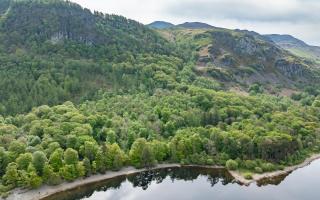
[48,173,62,186]
[244,160,257,170]
[261,163,276,172]
[225,159,238,170]
[244,173,253,180]
[206,159,214,165]
[254,167,263,174]
[1,192,10,199]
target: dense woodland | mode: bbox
[1,87,320,194]
[0,0,181,115]
[0,0,320,197]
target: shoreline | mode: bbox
[4,164,181,200]
[3,154,320,200]
[229,153,320,186]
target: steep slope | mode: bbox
[0,0,174,58]
[265,34,320,64]
[158,28,320,92]
[0,0,181,115]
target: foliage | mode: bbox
[226,160,238,170]
[244,172,253,180]
[32,151,47,175]
[0,0,320,195]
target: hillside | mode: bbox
[1,0,320,197]
[157,28,320,93]
[176,22,214,29]
[148,21,174,29]
[0,1,319,116]
[265,34,320,64]
[0,0,181,115]
[147,21,214,30]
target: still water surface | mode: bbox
[45,159,320,200]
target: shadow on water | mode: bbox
[42,166,291,200]
[256,172,289,187]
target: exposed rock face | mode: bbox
[220,54,236,67]
[275,59,307,77]
[50,31,94,45]
[236,36,259,55]
[188,28,318,85]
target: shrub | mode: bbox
[1,192,9,199]
[244,160,257,170]
[244,173,253,180]
[226,159,238,170]
[254,167,263,174]
[206,159,214,165]
[218,153,230,165]
[261,163,276,172]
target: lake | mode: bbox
[43,159,320,200]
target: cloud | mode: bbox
[165,0,320,23]
[71,0,320,46]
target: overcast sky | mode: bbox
[72,0,320,46]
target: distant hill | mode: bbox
[148,21,214,29]
[148,21,174,29]
[265,34,320,63]
[265,34,308,48]
[176,22,214,29]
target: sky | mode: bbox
[71,0,320,46]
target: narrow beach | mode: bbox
[4,154,320,200]
[230,154,320,185]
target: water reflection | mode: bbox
[43,160,320,200]
[126,167,233,190]
[43,167,233,200]
[257,173,288,187]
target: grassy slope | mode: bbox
[286,48,320,64]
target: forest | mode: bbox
[1,87,320,195]
[0,0,320,197]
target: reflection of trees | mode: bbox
[45,167,235,200]
[127,168,169,190]
[207,176,220,186]
[256,173,288,187]
[127,167,233,190]
[169,167,200,181]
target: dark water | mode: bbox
[44,159,320,200]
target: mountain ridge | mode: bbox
[265,34,320,63]
[147,21,214,29]
[148,21,174,29]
